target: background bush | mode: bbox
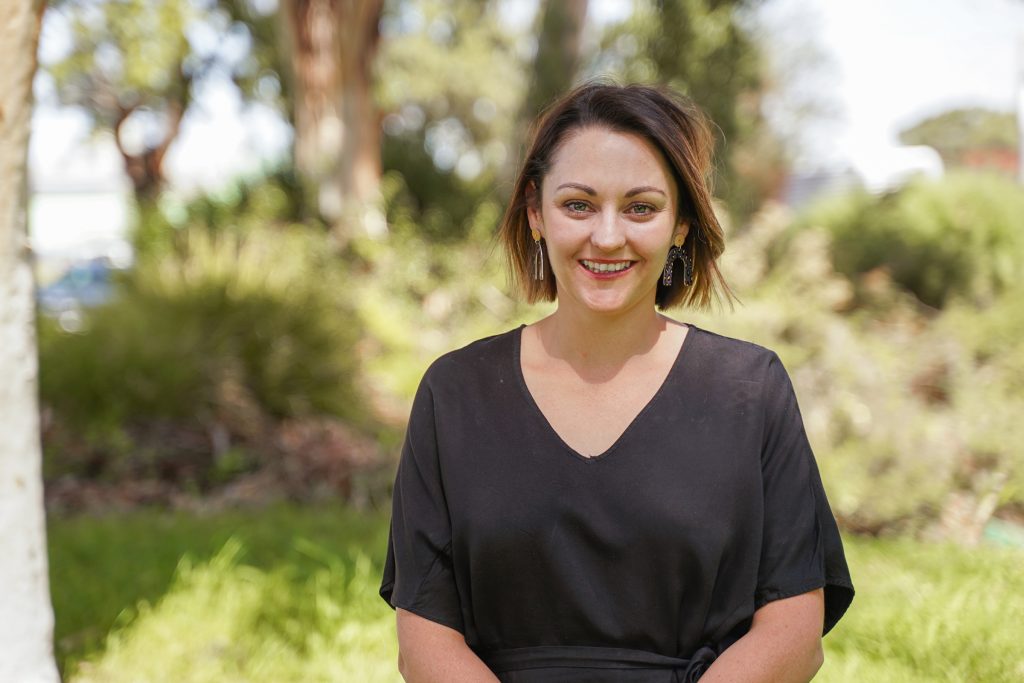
[39,214,364,485]
[794,172,1024,308]
[689,201,1024,536]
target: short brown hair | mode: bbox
[498,81,731,309]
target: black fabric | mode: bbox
[380,324,854,681]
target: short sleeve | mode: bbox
[379,369,464,633]
[755,353,854,635]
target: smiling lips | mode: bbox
[579,259,635,277]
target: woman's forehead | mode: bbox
[545,126,676,196]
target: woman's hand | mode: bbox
[699,588,826,683]
[396,608,501,683]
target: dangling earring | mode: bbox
[662,234,694,287]
[531,227,544,281]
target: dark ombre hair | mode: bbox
[498,81,732,309]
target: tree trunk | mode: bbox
[520,0,589,123]
[0,0,61,681]
[115,90,188,204]
[279,0,384,242]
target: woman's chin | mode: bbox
[571,292,644,316]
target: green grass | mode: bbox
[47,504,392,678]
[48,506,1024,682]
[819,536,1024,682]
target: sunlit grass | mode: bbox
[819,536,1024,682]
[47,504,392,677]
[49,506,1024,682]
[70,541,397,682]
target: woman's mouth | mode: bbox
[579,259,635,276]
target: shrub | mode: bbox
[796,172,1024,308]
[692,205,1024,535]
[940,282,1024,513]
[39,226,364,484]
[349,181,538,403]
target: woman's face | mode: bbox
[527,126,687,318]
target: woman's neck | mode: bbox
[535,301,673,376]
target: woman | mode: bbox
[380,82,854,682]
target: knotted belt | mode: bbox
[481,644,719,683]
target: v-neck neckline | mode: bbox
[512,322,698,463]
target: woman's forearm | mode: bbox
[396,608,500,683]
[700,589,825,683]
[699,623,823,682]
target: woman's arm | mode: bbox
[699,588,825,683]
[396,608,501,683]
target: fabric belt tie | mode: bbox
[481,645,718,683]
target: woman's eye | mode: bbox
[628,204,656,216]
[565,201,589,213]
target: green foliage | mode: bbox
[899,107,1019,165]
[39,206,363,480]
[598,0,763,135]
[939,284,1024,509]
[43,0,198,197]
[594,0,770,220]
[45,0,281,128]
[135,168,315,260]
[215,0,291,115]
[796,172,1024,308]
[519,0,588,124]
[351,176,538,401]
[378,135,500,243]
[47,0,193,109]
[41,226,359,422]
[48,504,390,678]
[375,0,528,241]
[49,506,1024,682]
[688,201,1024,532]
[42,0,286,199]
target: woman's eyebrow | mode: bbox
[555,182,596,195]
[625,186,667,198]
[554,183,667,198]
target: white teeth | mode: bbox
[581,260,632,273]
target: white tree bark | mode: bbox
[0,0,60,680]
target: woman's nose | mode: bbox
[590,210,626,252]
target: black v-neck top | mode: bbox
[380,324,854,682]
[514,324,693,462]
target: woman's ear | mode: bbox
[525,181,543,236]
[673,219,690,246]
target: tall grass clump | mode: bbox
[39,218,364,484]
[70,540,398,683]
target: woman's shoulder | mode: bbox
[420,325,522,389]
[687,323,784,382]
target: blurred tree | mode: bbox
[217,0,291,114]
[593,0,771,221]
[46,0,195,202]
[43,0,282,205]
[375,0,528,241]
[0,0,60,679]
[41,0,787,241]
[899,107,1019,177]
[519,0,589,126]
[277,0,385,239]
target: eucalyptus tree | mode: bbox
[0,0,61,679]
